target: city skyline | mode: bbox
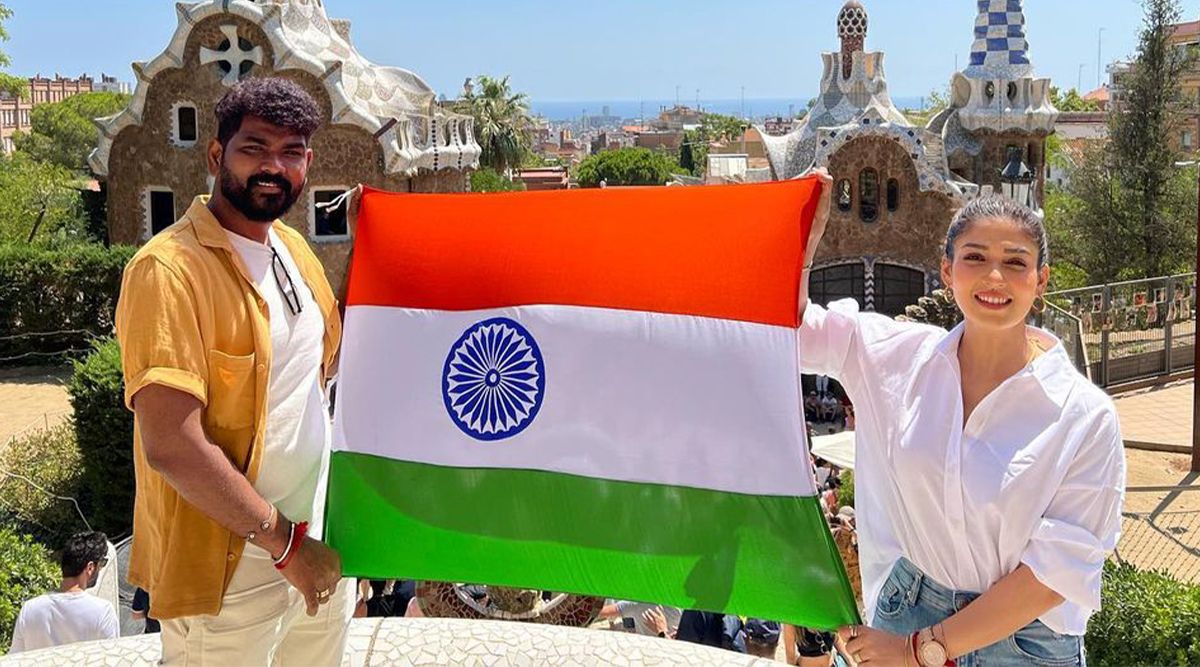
[6,1,1146,103]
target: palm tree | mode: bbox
[460,75,533,176]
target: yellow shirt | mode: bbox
[115,196,342,620]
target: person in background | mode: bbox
[130,587,160,633]
[598,600,681,637]
[742,619,782,659]
[9,532,119,653]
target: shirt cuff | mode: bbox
[125,367,208,411]
[1020,517,1108,612]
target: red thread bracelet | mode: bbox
[274,521,308,570]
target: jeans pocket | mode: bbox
[1007,622,1081,666]
[874,580,907,618]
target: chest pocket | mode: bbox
[206,349,256,430]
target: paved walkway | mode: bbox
[1114,379,1194,449]
[0,365,73,449]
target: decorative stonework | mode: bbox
[89,0,480,178]
[1,618,777,666]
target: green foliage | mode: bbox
[0,3,25,99]
[13,91,131,172]
[470,167,525,193]
[1048,261,1090,293]
[0,243,135,364]
[460,75,533,175]
[837,470,854,509]
[1048,0,1198,283]
[0,528,58,653]
[1086,560,1200,666]
[0,424,85,546]
[895,288,963,330]
[697,113,748,144]
[576,147,682,188]
[68,338,134,538]
[0,152,89,245]
[1050,86,1103,112]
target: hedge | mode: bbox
[1086,560,1200,666]
[0,528,59,653]
[0,243,135,365]
[0,423,85,546]
[68,337,135,539]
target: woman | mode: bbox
[801,173,1125,666]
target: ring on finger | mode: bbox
[850,624,859,638]
[316,587,331,602]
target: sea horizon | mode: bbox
[529,96,933,122]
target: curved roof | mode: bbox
[90,0,480,177]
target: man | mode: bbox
[10,532,118,653]
[115,77,351,665]
[674,609,743,651]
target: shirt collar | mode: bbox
[186,195,284,251]
[931,321,1074,409]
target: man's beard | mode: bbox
[220,165,303,222]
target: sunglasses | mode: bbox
[269,244,304,317]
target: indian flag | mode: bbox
[326,178,859,629]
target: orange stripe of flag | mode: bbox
[346,177,820,327]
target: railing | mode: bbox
[1114,485,1200,584]
[1041,274,1196,388]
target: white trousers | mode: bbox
[160,547,354,666]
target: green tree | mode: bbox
[0,528,58,653]
[470,167,525,193]
[1050,0,1197,282]
[13,91,130,172]
[460,75,533,175]
[576,147,682,188]
[0,152,87,245]
[0,4,25,99]
[1050,86,1102,112]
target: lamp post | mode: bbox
[1000,146,1034,208]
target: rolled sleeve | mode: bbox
[115,257,208,410]
[1021,408,1125,623]
[799,298,862,379]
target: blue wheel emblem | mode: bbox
[442,317,545,441]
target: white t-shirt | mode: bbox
[9,591,119,653]
[226,228,330,531]
[800,299,1125,636]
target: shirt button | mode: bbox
[257,364,266,374]
[227,553,236,562]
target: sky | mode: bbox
[3,0,1150,103]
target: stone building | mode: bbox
[760,0,1056,315]
[90,0,480,294]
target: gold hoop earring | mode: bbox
[1033,295,1046,313]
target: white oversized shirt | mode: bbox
[800,299,1125,636]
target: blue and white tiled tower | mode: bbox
[950,0,1057,134]
[965,0,1034,80]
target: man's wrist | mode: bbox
[250,509,291,559]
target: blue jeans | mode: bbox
[871,557,1085,666]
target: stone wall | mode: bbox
[821,135,958,275]
[104,14,468,298]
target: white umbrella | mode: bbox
[810,430,855,470]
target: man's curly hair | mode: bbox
[215,77,322,146]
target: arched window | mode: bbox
[810,263,866,309]
[836,179,852,212]
[886,178,900,212]
[875,263,927,317]
[859,168,878,222]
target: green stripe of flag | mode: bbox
[325,452,860,630]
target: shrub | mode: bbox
[470,167,525,193]
[68,337,134,538]
[895,288,962,330]
[0,243,136,365]
[0,423,85,546]
[575,147,683,188]
[0,528,59,653]
[1086,560,1200,666]
[837,469,854,509]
